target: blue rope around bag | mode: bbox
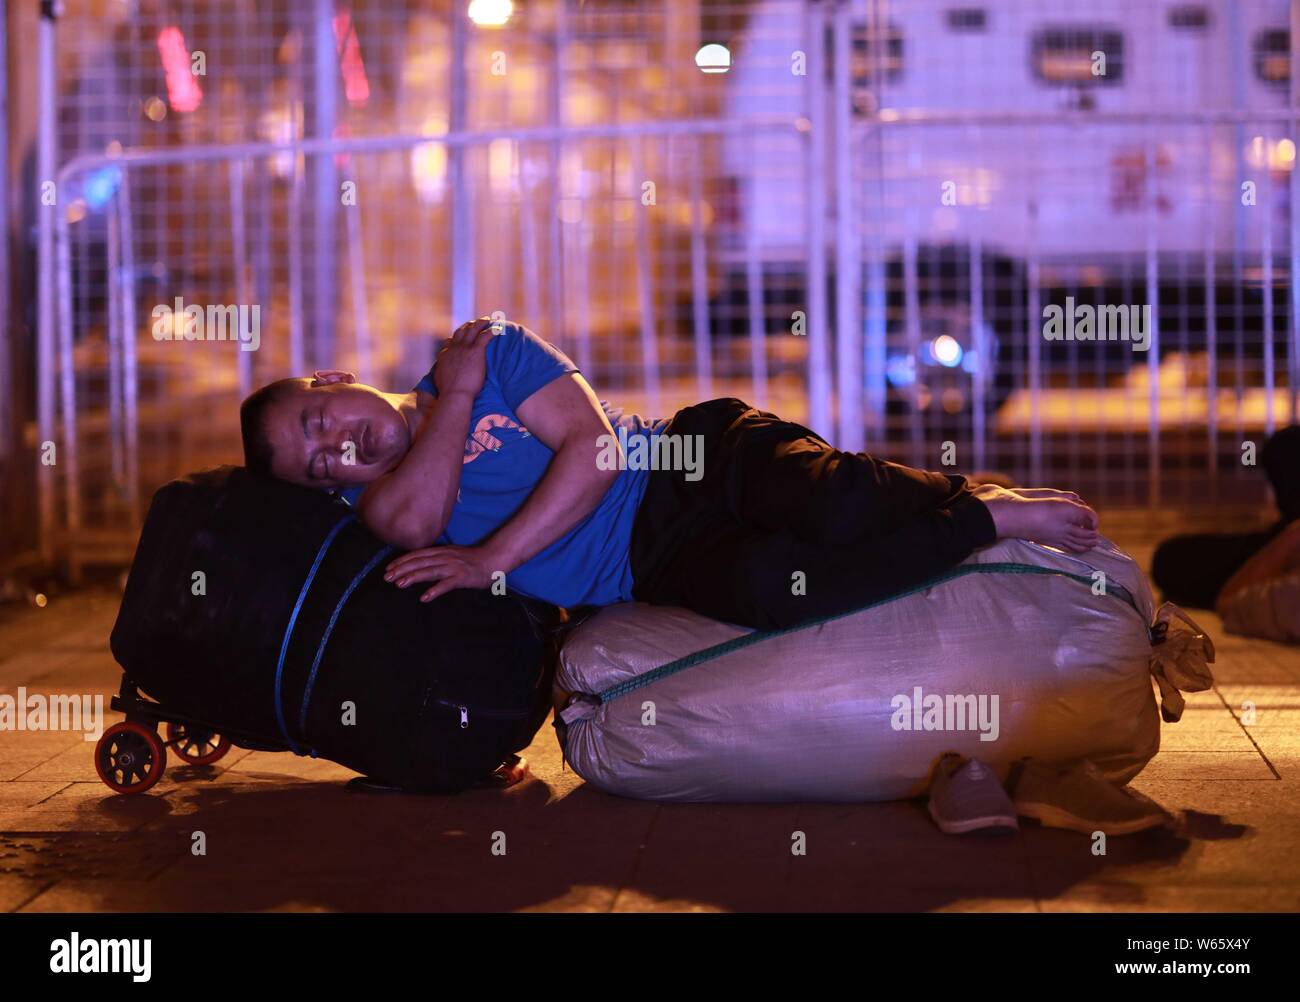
[297,542,396,734]
[273,513,357,756]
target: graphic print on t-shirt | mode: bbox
[465,413,531,463]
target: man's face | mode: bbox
[262,378,413,489]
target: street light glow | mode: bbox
[695,44,731,74]
[468,0,513,28]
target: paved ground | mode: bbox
[1,524,1297,912]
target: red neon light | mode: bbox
[333,11,371,105]
[156,26,203,113]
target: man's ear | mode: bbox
[310,369,357,387]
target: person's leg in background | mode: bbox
[1151,529,1281,609]
[1151,424,1300,609]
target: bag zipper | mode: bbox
[434,697,532,730]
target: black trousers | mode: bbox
[628,398,997,630]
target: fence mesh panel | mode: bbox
[30,0,1298,574]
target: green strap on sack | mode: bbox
[594,561,1144,706]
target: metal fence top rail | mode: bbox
[53,114,805,185]
[870,108,1300,127]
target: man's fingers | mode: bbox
[452,316,493,343]
[386,554,448,580]
[419,579,458,603]
[386,551,438,573]
[389,561,445,582]
[394,567,446,588]
[466,319,495,349]
[455,317,487,338]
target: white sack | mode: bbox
[555,537,1179,803]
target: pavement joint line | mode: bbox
[780,804,801,909]
[609,804,661,913]
[1015,826,1047,913]
[31,782,74,806]
[9,755,72,783]
[9,879,57,914]
[1214,683,1283,781]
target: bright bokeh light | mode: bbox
[410,118,449,204]
[259,105,303,178]
[930,334,964,367]
[1245,135,1297,171]
[488,138,516,194]
[83,167,121,210]
[468,0,512,28]
[695,44,731,74]
[886,351,916,388]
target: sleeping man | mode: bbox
[239,317,1178,838]
[239,317,1099,629]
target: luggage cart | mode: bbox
[94,674,533,795]
[94,674,286,795]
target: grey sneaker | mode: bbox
[1010,759,1173,835]
[927,753,1019,835]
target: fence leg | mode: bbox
[803,0,831,438]
[36,2,58,570]
[833,0,862,453]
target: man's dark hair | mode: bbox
[239,378,301,476]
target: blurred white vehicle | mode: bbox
[718,0,1296,416]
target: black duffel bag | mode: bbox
[109,466,562,793]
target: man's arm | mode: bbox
[477,373,621,574]
[383,371,622,600]
[358,319,493,548]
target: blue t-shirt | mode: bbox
[337,322,666,607]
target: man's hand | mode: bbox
[384,544,499,602]
[434,317,494,398]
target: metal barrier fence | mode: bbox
[23,0,1300,579]
[42,119,811,578]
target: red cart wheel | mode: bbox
[165,721,231,765]
[95,722,167,794]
